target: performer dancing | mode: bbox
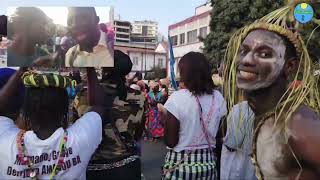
[223,1,320,179]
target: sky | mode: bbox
[0,0,208,37]
[6,7,111,26]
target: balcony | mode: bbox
[114,25,131,29]
[116,31,130,35]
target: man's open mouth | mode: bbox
[238,70,258,80]
[76,32,87,41]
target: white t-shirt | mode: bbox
[221,145,256,180]
[55,37,62,46]
[164,89,227,152]
[0,112,102,180]
[221,102,256,180]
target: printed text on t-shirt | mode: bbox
[7,147,81,178]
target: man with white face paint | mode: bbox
[222,1,320,180]
[237,30,287,91]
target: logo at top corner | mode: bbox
[294,3,314,24]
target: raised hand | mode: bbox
[32,51,60,68]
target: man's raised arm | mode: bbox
[86,68,109,118]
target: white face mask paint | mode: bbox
[236,30,286,91]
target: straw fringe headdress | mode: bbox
[223,0,320,179]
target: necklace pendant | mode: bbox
[30,171,36,178]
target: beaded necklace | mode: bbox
[16,130,68,180]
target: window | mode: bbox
[199,27,208,39]
[117,39,129,43]
[132,57,139,66]
[171,35,178,46]
[116,28,130,33]
[158,58,164,67]
[187,30,198,43]
[116,34,129,39]
[116,21,130,27]
[180,33,185,45]
[142,26,148,36]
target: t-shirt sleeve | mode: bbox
[0,116,18,137]
[68,112,102,153]
[164,92,182,121]
[215,91,227,118]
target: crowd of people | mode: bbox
[0,3,320,180]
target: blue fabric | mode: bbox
[0,68,16,88]
[66,87,76,99]
[0,68,25,111]
[168,36,178,90]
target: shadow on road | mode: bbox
[141,140,167,180]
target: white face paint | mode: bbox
[236,30,286,91]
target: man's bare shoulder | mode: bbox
[291,105,319,123]
[290,105,319,133]
[286,105,320,152]
[288,105,320,177]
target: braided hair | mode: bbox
[21,72,74,130]
[22,87,69,130]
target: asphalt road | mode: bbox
[141,140,167,180]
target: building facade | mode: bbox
[114,20,131,43]
[0,37,8,67]
[131,20,158,44]
[167,1,212,78]
[115,42,167,78]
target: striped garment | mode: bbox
[22,72,75,88]
[162,148,216,180]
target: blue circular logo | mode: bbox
[294,3,314,24]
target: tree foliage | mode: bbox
[300,2,320,64]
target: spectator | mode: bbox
[7,7,51,67]
[0,71,108,179]
[65,7,113,67]
[145,81,165,142]
[86,50,144,180]
[160,52,227,179]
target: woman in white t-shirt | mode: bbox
[0,70,107,180]
[160,52,227,180]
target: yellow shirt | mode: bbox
[65,30,114,67]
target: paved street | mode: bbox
[141,140,167,180]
